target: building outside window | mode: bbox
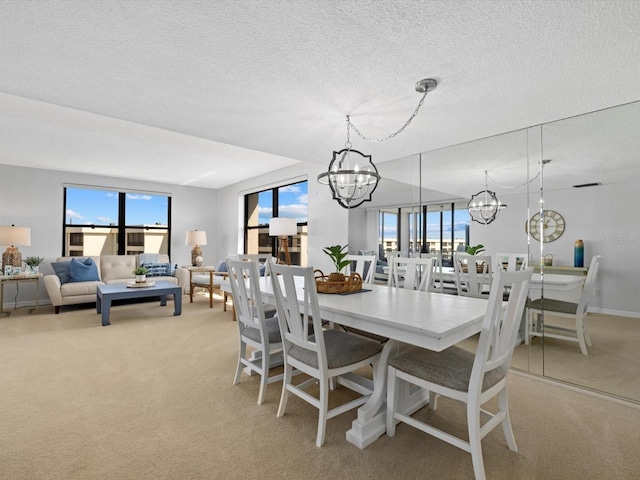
[244,180,308,265]
[63,186,171,257]
[378,202,470,266]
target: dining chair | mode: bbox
[453,252,493,298]
[386,267,533,480]
[420,252,444,292]
[345,254,376,285]
[494,253,529,272]
[226,258,283,405]
[388,256,435,292]
[269,264,384,447]
[526,255,601,355]
[228,254,277,318]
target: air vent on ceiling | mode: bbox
[572,182,601,188]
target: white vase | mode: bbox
[135,274,146,283]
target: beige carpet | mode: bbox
[1,296,640,480]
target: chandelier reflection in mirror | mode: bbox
[318,78,438,209]
[468,170,507,225]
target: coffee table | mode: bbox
[96,281,182,326]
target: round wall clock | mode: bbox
[526,210,565,243]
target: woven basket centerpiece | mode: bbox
[314,270,362,294]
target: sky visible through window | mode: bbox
[258,181,308,224]
[65,188,169,226]
[382,209,470,239]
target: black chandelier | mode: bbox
[318,78,438,209]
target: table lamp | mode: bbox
[269,217,297,265]
[186,230,207,267]
[0,225,31,273]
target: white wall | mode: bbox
[0,164,217,307]
[472,181,640,317]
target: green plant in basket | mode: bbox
[323,244,351,282]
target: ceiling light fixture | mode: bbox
[318,78,438,209]
[468,171,507,225]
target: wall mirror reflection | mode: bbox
[348,100,640,403]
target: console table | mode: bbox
[0,273,43,317]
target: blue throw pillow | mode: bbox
[69,257,100,282]
[51,261,72,284]
[141,263,176,277]
[217,261,228,273]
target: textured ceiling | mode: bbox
[1,0,639,193]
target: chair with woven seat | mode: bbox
[269,264,384,447]
[386,267,533,480]
[227,258,283,405]
[526,255,601,355]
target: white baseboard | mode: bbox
[511,369,640,409]
[589,307,640,319]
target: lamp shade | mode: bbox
[0,226,31,246]
[269,218,297,236]
[185,230,207,246]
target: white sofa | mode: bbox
[44,254,186,313]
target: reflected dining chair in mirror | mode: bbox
[269,264,384,447]
[226,258,283,405]
[386,267,533,480]
[388,256,435,292]
[494,253,529,272]
[527,255,601,355]
[453,253,493,298]
[345,254,376,285]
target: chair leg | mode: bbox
[257,348,269,405]
[498,386,517,452]
[386,367,398,437]
[467,402,487,480]
[524,309,532,345]
[208,287,214,308]
[316,379,330,447]
[233,339,246,385]
[189,284,195,303]
[428,391,439,411]
[576,314,589,355]
[277,364,292,418]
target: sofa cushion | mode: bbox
[51,261,72,284]
[60,280,103,296]
[70,257,101,282]
[141,262,176,277]
[100,255,137,283]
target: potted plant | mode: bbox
[462,244,486,273]
[322,244,351,282]
[24,256,44,274]
[132,265,149,283]
[465,244,485,255]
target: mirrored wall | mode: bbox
[349,100,640,403]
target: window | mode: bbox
[378,202,470,266]
[244,180,308,265]
[63,186,171,257]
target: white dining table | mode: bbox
[219,276,490,449]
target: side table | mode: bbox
[0,273,43,317]
[185,266,229,309]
